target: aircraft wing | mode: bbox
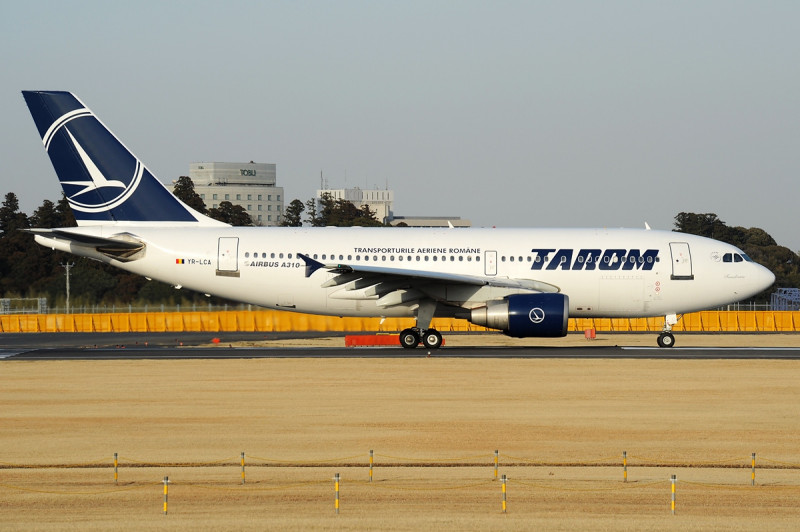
[298,253,560,308]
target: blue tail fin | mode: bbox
[22,91,223,226]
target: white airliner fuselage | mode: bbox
[22,91,776,348]
[36,225,772,319]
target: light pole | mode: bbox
[60,262,74,313]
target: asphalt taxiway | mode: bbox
[2,332,800,360]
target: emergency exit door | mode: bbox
[485,250,497,276]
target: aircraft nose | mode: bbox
[756,264,776,292]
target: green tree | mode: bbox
[305,197,322,226]
[299,193,382,227]
[172,176,207,214]
[55,193,76,227]
[207,201,253,226]
[0,192,29,234]
[281,199,305,227]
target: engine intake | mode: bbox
[469,293,569,338]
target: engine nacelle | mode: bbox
[469,293,569,338]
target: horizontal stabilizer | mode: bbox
[25,228,144,249]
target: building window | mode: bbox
[257,205,262,211]
[247,194,252,200]
[200,194,205,200]
[258,195,262,201]
[224,194,230,200]
[212,194,218,200]
[247,205,252,211]
[236,194,241,200]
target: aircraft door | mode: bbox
[485,250,497,276]
[669,242,694,280]
[217,237,240,277]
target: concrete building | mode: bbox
[184,162,284,226]
[387,216,471,228]
[316,186,394,223]
[315,186,471,227]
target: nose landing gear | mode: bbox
[657,314,679,348]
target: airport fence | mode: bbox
[2,450,800,518]
[1,310,799,334]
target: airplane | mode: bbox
[22,90,775,348]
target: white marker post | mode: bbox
[670,475,676,515]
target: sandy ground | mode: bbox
[2,338,800,530]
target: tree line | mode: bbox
[0,181,795,306]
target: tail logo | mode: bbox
[45,109,143,213]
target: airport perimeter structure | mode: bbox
[1,309,799,334]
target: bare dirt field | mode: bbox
[2,335,800,530]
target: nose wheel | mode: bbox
[657,332,675,348]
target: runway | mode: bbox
[2,332,800,360]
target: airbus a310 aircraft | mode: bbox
[22,91,775,348]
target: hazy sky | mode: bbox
[2,1,798,249]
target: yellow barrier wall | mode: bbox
[1,310,799,334]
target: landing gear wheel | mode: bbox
[399,328,420,349]
[421,329,443,349]
[657,332,675,348]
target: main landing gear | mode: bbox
[399,299,443,349]
[657,314,679,348]
[399,328,443,349]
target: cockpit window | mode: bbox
[723,252,749,263]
